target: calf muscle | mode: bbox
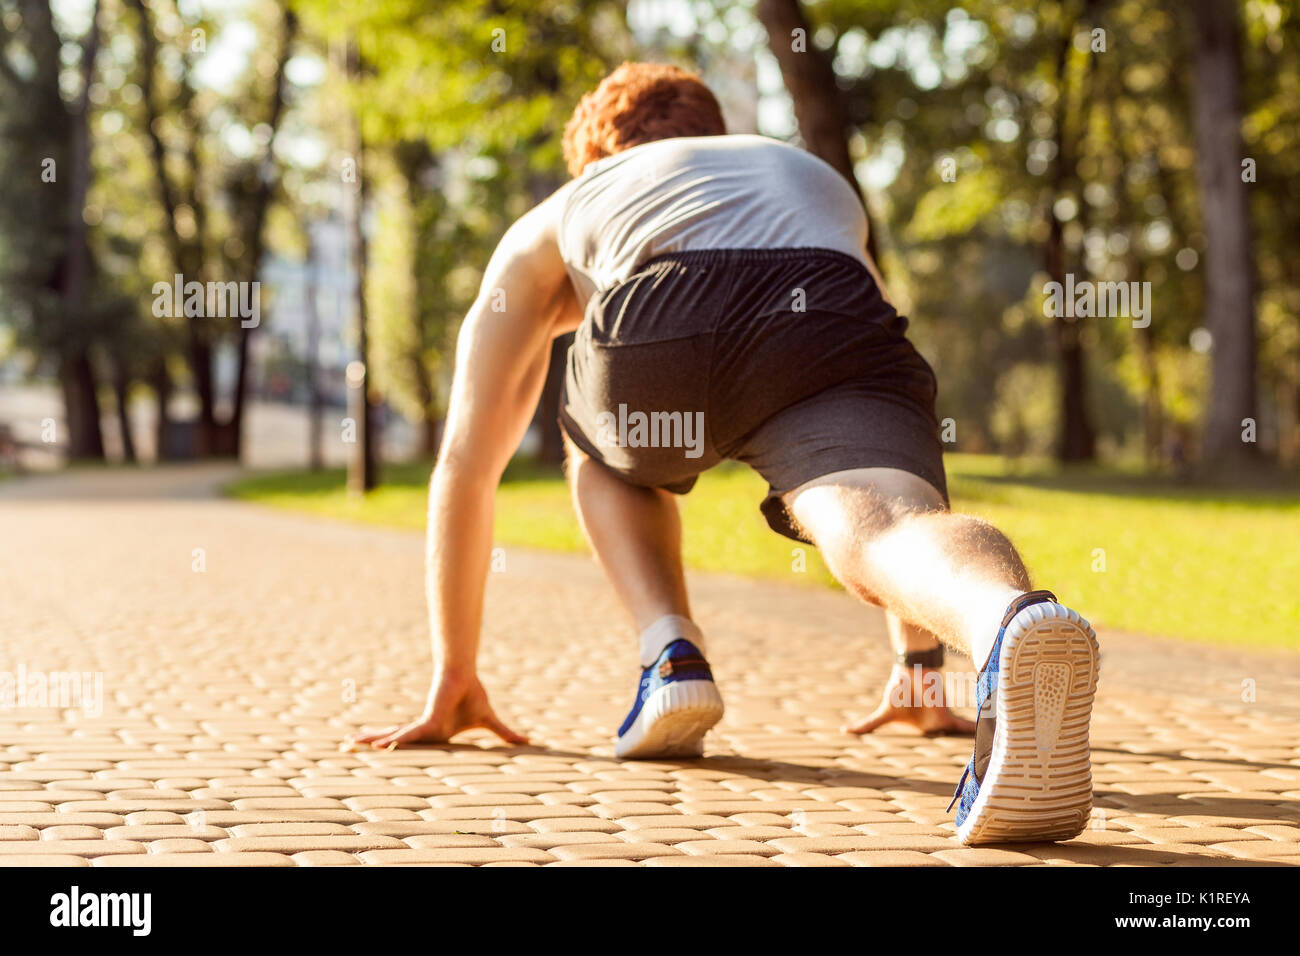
[787,472,1029,661]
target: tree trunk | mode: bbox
[1131,324,1161,465]
[304,230,325,471]
[58,0,105,462]
[151,360,173,462]
[399,144,442,460]
[1047,213,1096,462]
[128,0,217,455]
[412,356,440,458]
[1190,0,1258,468]
[1108,90,1163,468]
[1289,365,1300,467]
[1046,10,1096,462]
[189,338,217,455]
[111,354,137,463]
[1276,364,1299,468]
[345,40,377,493]
[407,242,440,459]
[59,353,105,461]
[421,416,442,460]
[229,8,298,455]
[753,0,882,267]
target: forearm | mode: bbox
[425,460,496,679]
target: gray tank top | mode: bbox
[557,134,869,306]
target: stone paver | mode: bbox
[1,465,1298,867]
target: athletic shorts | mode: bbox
[558,247,949,543]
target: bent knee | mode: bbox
[563,434,590,481]
[936,513,1031,587]
[787,482,941,555]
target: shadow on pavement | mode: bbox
[358,742,1296,866]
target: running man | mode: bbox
[351,63,1100,845]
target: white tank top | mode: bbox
[557,134,869,306]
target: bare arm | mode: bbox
[427,203,578,675]
[351,189,581,748]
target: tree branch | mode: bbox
[754,0,882,266]
[124,0,185,269]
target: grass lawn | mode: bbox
[226,453,1300,650]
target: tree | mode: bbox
[1190,0,1258,469]
[57,0,106,461]
[127,0,297,457]
[0,0,107,460]
[227,7,300,454]
[344,38,377,493]
[387,141,450,457]
[754,0,882,265]
[294,0,626,476]
[1043,2,1097,462]
[126,0,215,452]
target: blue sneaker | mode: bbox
[950,590,1100,845]
[615,638,724,759]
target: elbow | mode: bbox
[432,440,505,491]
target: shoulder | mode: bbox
[478,184,580,304]
[494,183,575,268]
[509,182,578,248]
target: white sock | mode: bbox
[639,614,704,668]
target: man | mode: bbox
[352,63,1100,845]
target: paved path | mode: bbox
[2,466,1299,867]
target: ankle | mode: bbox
[965,588,1027,670]
[639,614,703,667]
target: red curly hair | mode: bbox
[562,62,727,178]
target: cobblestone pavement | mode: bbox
[2,465,1299,867]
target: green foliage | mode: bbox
[988,362,1056,457]
[801,0,1294,463]
[285,0,626,434]
[4,0,1297,470]
[905,166,1003,242]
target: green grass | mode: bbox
[226,454,1300,650]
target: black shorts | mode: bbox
[558,247,949,543]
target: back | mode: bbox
[557,134,869,305]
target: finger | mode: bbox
[843,704,894,736]
[347,730,394,746]
[363,728,408,750]
[480,711,529,746]
[343,728,401,751]
[368,721,440,750]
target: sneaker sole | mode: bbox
[957,603,1100,845]
[615,679,724,760]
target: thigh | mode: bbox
[786,466,947,505]
[733,371,950,542]
[783,467,947,551]
[561,330,719,493]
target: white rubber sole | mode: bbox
[615,679,724,760]
[957,602,1100,846]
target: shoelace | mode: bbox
[946,764,971,812]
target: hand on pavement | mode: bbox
[844,664,976,737]
[346,671,528,750]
